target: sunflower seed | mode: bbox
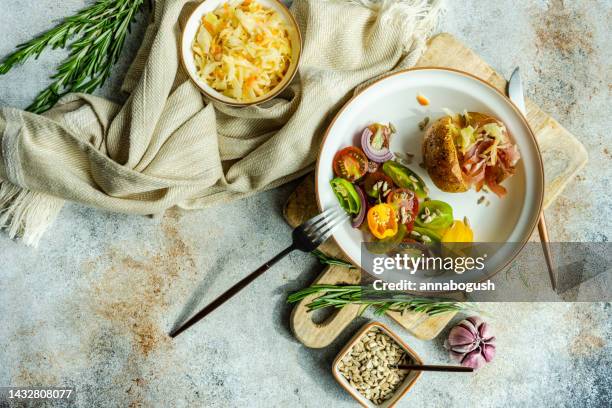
[367,161,379,173]
[418,116,430,131]
[400,207,409,224]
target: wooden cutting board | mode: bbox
[284,33,588,348]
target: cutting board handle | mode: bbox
[290,264,361,348]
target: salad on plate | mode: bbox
[329,122,474,253]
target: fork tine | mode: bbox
[300,207,335,229]
[311,213,347,246]
[304,211,343,235]
[313,221,344,247]
[301,207,341,230]
[307,210,345,235]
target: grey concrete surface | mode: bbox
[0,1,610,407]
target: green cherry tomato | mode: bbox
[412,226,442,243]
[330,178,361,215]
[382,161,429,199]
[415,200,454,230]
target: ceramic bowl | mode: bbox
[180,0,302,106]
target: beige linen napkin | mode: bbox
[0,0,443,246]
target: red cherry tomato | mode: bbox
[332,146,368,182]
[363,172,394,199]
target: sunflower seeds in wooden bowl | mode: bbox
[333,322,423,407]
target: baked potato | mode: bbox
[422,115,468,192]
[422,112,520,197]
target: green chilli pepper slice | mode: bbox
[330,177,361,215]
[415,200,454,230]
[382,161,428,199]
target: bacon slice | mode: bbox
[460,138,517,198]
[485,166,508,197]
[487,178,507,197]
[498,144,521,168]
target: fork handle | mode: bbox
[169,244,295,338]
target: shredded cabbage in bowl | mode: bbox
[192,0,292,102]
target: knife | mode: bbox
[508,67,557,291]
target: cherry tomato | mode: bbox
[442,219,473,243]
[363,172,394,199]
[367,203,398,239]
[382,161,428,199]
[386,188,419,228]
[332,146,368,182]
[415,200,453,230]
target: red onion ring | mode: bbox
[361,127,393,163]
[351,185,367,228]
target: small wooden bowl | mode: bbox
[180,0,302,107]
[332,321,423,408]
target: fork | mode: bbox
[169,206,348,338]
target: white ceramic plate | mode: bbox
[316,68,544,279]
[180,0,302,106]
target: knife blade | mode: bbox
[507,67,557,291]
[508,67,527,114]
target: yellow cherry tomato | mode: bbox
[367,204,398,239]
[442,219,474,243]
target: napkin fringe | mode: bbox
[343,0,445,52]
[0,179,64,247]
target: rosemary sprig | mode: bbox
[288,284,471,316]
[0,0,145,113]
[311,250,356,269]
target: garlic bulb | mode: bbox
[445,316,496,370]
